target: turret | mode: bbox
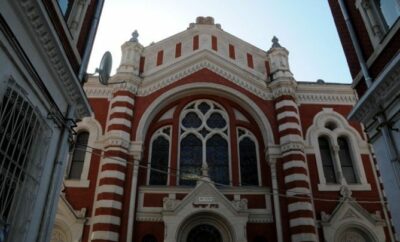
[117,30,144,75]
[267,36,293,81]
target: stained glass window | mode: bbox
[182,112,201,128]
[198,102,210,114]
[180,134,202,185]
[338,137,357,184]
[239,136,259,186]
[207,134,229,185]
[179,100,230,185]
[149,136,169,185]
[318,136,337,184]
[207,113,226,129]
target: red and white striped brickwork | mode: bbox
[90,89,135,242]
[274,92,317,242]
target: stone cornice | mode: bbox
[16,0,91,117]
[83,64,358,107]
[349,57,400,122]
[296,83,356,105]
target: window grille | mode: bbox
[0,80,51,241]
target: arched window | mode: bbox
[318,136,337,184]
[238,129,259,186]
[179,100,229,185]
[68,131,89,179]
[338,137,357,184]
[142,234,157,242]
[307,109,370,191]
[148,127,170,185]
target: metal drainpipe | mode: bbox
[37,105,75,242]
[338,1,398,240]
[338,0,372,87]
[78,0,105,82]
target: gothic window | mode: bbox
[307,109,369,191]
[338,137,357,184]
[179,100,230,185]
[0,82,50,238]
[238,129,260,186]
[142,234,157,242]
[148,127,171,185]
[68,131,89,179]
[318,136,337,184]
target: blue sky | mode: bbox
[88,0,351,83]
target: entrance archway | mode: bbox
[187,224,222,242]
[177,212,234,242]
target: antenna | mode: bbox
[94,51,125,85]
[96,51,112,85]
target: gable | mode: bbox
[138,49,269,98]
[140,17,269,79]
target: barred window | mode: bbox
[0,81,51,239]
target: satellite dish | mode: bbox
[96,51,112,85]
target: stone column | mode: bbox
[91,33,143,242]
[267,37,318,242]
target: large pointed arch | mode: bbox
[135,82,275,146]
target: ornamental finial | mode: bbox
[271,36,281,48]
[130,30,139,42]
